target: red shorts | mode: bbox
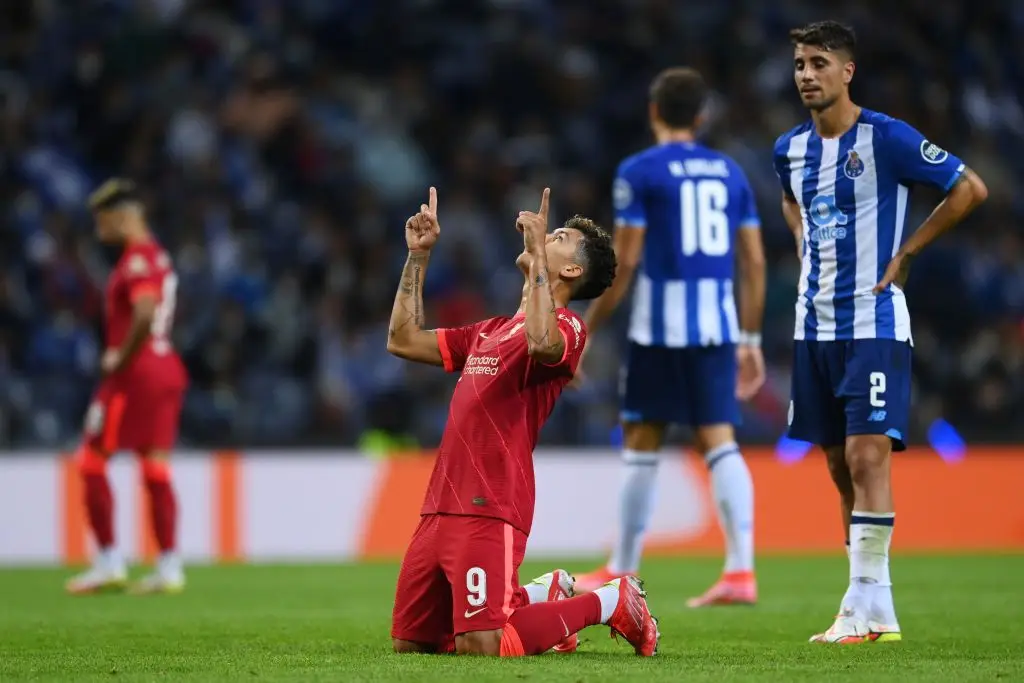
[83,369,185,453]
[391,513,527,645]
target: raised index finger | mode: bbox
[538,187,550,219]
[428,186,437,215]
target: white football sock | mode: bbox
[872,583,899,626]
[608,450,659,575]
[705,442,755,573]
[522,570,561,604]
[522,582,547,605]
[847,511,895,619]
[594,581,621,623]
[158,551,183,579]
[99,547,124,573]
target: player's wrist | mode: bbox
[738,331,762,347]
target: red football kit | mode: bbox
[83,239,187,453]
[391,308,587,643]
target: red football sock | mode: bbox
[142,459,177,553]
[78,448,114,549]
[500,593,602,656]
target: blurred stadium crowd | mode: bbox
[0,0,1022,449]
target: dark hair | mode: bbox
[789,21,857,59]
[566,215,616,301]
[649,67,707,129]
[88,178,141,212]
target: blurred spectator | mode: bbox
[0,0,1021,449]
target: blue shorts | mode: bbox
[621,342,738,427]
[788,339,912,451]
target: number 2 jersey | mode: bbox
[422,310,587,536]
[773,108,965,342]
[104,239,187,386]
[613,141,761,348]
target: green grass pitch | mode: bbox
[2,555,1023,682]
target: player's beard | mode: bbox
[804,90,839,112]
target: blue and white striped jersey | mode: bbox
[614,142,761,348]
[773,109,965,342]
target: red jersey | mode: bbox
[104,239,185,382]
[423,308,587,535]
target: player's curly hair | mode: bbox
[566,215,616,301]
[789,21,857,59]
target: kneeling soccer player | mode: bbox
[386,187,659,656]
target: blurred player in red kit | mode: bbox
[386,187,660,657]
[66,179,189,596]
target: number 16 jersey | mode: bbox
[613,141,761,348]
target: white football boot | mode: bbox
[129,553,186,595]
[66,551,127,595]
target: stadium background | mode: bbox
[0,0,1022,564]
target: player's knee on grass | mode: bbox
[623,422,665,452]
[392,638,439,654]
[454,629,502,656]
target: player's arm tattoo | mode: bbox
[386,251,441,365]
[524,253,564,363]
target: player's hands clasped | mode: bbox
[517,188,551,255]
[735,344,766,401]
[406,187,440,252]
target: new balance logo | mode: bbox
[867,410,887,422]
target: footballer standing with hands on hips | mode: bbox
[774,21,988,643]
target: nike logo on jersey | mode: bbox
[464,607,487,618]
[478,332,489,339]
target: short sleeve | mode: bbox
[884,120,965,192]
[613,160,646,229]
[772,137,796,200]
[538,311,588,376]
[122,249,163,302]
[436,321,486,373]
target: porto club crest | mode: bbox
[843,150,865,180]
